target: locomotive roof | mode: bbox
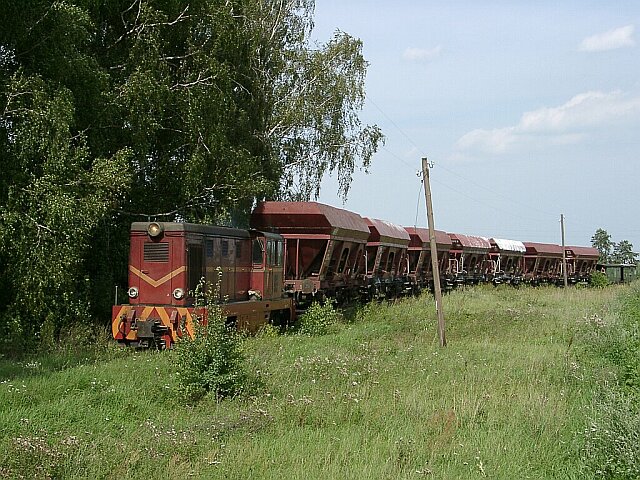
[523,242,564,256]
[448,233,491,252]
[490,238,526,253]
[404,227,452,249]
[365,218,411,246]
[131,222,250,238]
[250,201,371,240]
[566,246,600,258]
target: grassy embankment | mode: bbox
[0,284,634,479]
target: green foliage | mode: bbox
[591,228,638,265]
[2,284,620,478]
[174,280,251,402]
[582,390,640,479]
[577,284,640,477]
[265,26,385,200]
[0,71,132,348]
[606,290,640,394]
[590,271,610,288]
[592,228,613,263]
[612,239,638,265]
[255,323,281,338]
[0,0,381,347]
[297,301,342,336]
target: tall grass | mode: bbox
[0,284,627,478]
[576,283,640,478]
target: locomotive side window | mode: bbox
[252,238,264,264]
[236,241,242,259]
[188,244,204,295]
[276,241,284,266]
[205,240,214,258]
[222,240,229,257]
[266,240,275,265]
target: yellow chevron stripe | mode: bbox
[141,306,154,319]
[112,306,127,338]
[129,265,186,288]
[113,305,197,344]
[155,308,175,341]
[177,307,195,339]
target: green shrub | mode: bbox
[174,278,251,402]
[590,271,610,288]
[297,301,341,336]
[582,390,640,478]
[256,323,281,338]
[580,284,640,476]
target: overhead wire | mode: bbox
[367,96,602,240]
[433,162,558,220]
[370,96,554,218]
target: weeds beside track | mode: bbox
[0,284,634,479]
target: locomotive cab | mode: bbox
[249,231,285,301]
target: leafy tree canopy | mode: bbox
[591,228,613,263]
[0,0,382,347]
[612,240,638,265]
[591,228,637,265]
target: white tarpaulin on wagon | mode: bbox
[491,238,526,253]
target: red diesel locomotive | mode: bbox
[112,201,600,347]
[112,221,293,348]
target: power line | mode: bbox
[380,144,421,173]
[368,97,428,157]
[366,96,608,242]
[433,162,558,219]
[369,96,559,221]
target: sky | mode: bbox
[311,1,640,250]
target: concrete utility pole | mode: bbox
[561,214,568,287]
[421,157,446,347]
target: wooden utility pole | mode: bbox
[561,214,568,287]
[422,157,446,347]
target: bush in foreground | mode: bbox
[590,271,610,288]
[297,301,341,336]
[174,279,251,402]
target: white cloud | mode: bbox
[402,45,442,62]
[579,25,635,52]
[455,91,640,155]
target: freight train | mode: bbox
[112,201,599,348]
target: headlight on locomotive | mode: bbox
[147,222,164,238]
[127,286,139,298]
[173,288,185,300]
